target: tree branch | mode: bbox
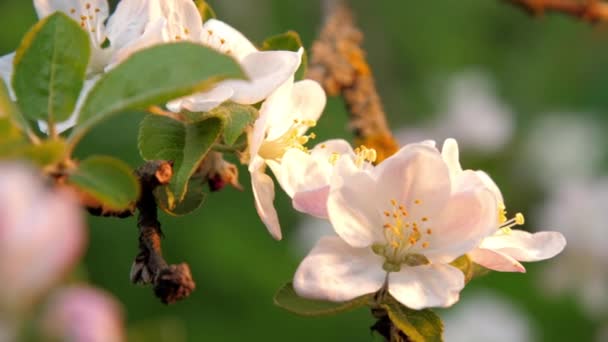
[129,160,195,304]
[503,0,608,22]
[307,1,399,162]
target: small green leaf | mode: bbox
[154,172,207,216]
[194,0,216,21]
[261,31,307,80]
[211,103,256,145]
[138,114,223,202]
[274,282,372,316]
[450,255,474,284]
[20,140,67,167]
[381,296,443,342]
[68,156,140,210]
[12,12,90,125]
[70,43,244,147]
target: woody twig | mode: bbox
[504,0,608,22]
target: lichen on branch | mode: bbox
[504,0,608,22]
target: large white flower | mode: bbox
[441,138,566,273]
[294,142,497,309]
[247,77,326,240]
[167,19,302,113]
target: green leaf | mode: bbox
[20,140,67,167]
[261,31,307,80]
[12,12,90,126]
[211,103,256,145]
[194,0,216,21]
[381,296,443,342]
[274,282,372,316]
[154,172,207,216]
[70,42,245,147]
[68,156,140,210]
[138,114,223,202]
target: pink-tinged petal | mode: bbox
[222,50,301,105]
[294,236,385,302]
[42,286,125,342]
[293,187,330,219]
[291,79,326,131]
[468,248,526,273]
[388,264,465,309]
[166,85,234,113]
[423,187,496,263]
[0,53,15,100]
[310,139,355,159]
[328,157,384,247]
[201,19,257,60]
[479,230,566,262]
[271,148,334,197]
[375,144,451,221]
[474,170,504,205]
[0,164,86,311]
[251,170,282,240]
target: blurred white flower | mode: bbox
[523,113,604,189]
[537,178,608,318]
[294,141,497,309]
[0,163,86,313]
[443,290,537,342]
[42,286,125,342]
[290,216,334,257]
[247,77,326,240]
[397,70,515,153]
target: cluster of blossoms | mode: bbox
[0,1,570,340]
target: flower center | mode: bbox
[497,203,525,234]
[257,119,317,160]
[372,199,433,272]
[69,3,104,46]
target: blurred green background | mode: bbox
[2,0,607,341]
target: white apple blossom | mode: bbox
[167,19,302,113]
[247,76,326,240]
[441,138,566,273]
[294,141,498,309]
[537,178,608,318]
[443,290,537,342]
[0,163,86,313]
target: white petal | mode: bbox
[293,187,330,219]
[272,148,333,197]
[441,138,463,184]
[311,139,355,159]
[327,157,384,247]
[105,0,158,50]
[375,143,451,221]
[474,170,504,205]
[167,85,234,113]
[251,169,282,240]
[259,77,294,142]
[479,230,566,262]
[0,53,15,100]
[468,248,526,273]
[423,187,496,263]
[388,264,464,309]
[105,18,166,70]
[201,19,257,60]
[293,236,385,302]
[291,79,326,131]
[158,0,203,43]
[222,50,301,105]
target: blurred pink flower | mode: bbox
[0,163,86,312]
[42,286,125,342]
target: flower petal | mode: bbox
[105,18,166,70]
[251,169,282,240]
[468,248,526,273]
[257,77,294,142]
[441,138,463,184]
[293,187,330,219]
[375,143,451,222]
[327,157,384,247]
[293,236,385,302]
[423,187,496,263]
[479,230,566,262]
[157,0,203,42]
[201,19,257,60]
[388,264,464,309]
[166,85,234,113]
[221,50,301,105]
[105,0,159,50]
[0,53,15,99]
